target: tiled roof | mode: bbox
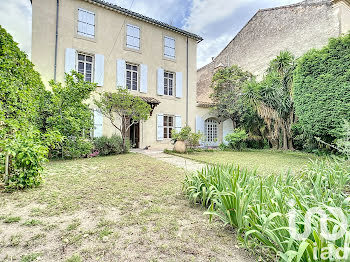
[82,0,203,42]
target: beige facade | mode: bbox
[32,0,202,150]
[195,0,350,146]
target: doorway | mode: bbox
[129,120,140,148]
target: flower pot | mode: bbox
[174,140,186,153]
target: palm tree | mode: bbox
[243,51,295,150]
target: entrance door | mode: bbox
[129,121,140,148]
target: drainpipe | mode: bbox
[54,0,59,81]
[186,37,189,125]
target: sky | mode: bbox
[0,0,301,68]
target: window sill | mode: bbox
[163,56,176,63]
[75,34,97,43]
[124,46,142,54]
[158,95,180,100]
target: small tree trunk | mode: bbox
[282,125,288,150]
[4,153,9,185]
[288,137,294,151]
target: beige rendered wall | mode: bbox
[32,0,198,150]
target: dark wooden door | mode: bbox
[130,121,140,148]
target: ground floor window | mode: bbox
[163,115,174,139]
[205,119,218,143]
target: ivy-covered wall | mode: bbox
[294,33,350,142]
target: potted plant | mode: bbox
[171,126,191,153]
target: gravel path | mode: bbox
[131,149,206,172]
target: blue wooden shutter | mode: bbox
[65,48,76,74]
[176,72,183,98]
[196,115,205,145]
[94,110,103,138]
[175,115,182,132]
[223,119,234,145]
[94,54,104,86]
[140,64,148,93]
[157,114,164,141]
[157,68,164,95]
[117,59,126,89]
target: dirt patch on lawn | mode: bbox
[0,154,255,261]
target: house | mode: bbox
[195,0,350,146]
[31,0,202,150]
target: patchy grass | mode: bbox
[0,153,254,261]
[170,149,317,174]
[3,216,21,224]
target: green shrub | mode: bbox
[183,159,350,261]
[294,33,350,143]
[0,131,49,189]
[171,126,192,142]
[172,126,202,149]
[224,129,248,150]
[93,135,128,156]
[61,137,93,159]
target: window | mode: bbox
[164,72,175,96]
[126,63,138,91]
[126,24,140,50]
[77,53,93,82]
[77,9,95,38]
[163,115,174,139]
[164,36,175,59]
[205,119,218,143]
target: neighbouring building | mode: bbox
[31,0,202,150]
[195,0,350,146]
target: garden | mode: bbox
[0,21,350,262]
[175,33,350,261]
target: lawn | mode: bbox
[0,154,253,262]
[170,149,317,175]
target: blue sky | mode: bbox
[0,0,301,68]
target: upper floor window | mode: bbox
[126,24,140,50]
[164,36,175,59]
[164,72,174,96]
[77,53,93,82]
[77,8,95,38]
[126,63,138,91]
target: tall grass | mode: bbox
[183,159,350,261]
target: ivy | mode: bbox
[294,33,350,143]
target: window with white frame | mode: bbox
[164,36,175,59]
[77,8,95,38]
[126,24,140,50]
[126,63,138,91]
[77,53,93,82]
[163,115,174,139]
[164,72,175,96]
[205,119,218,143]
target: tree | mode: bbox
[94,88,151,153]
[243,51,296,150]
[0,26,57,188]
[211,65,253,128]
[294,33,350,144]
[44,71,96,158]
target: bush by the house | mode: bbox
[224,129,248,150]
[93,135,129,156]
[171,126,202,149]
[294,33,350,144]
[183,158,350,261]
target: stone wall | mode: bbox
[197,0,342,103]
